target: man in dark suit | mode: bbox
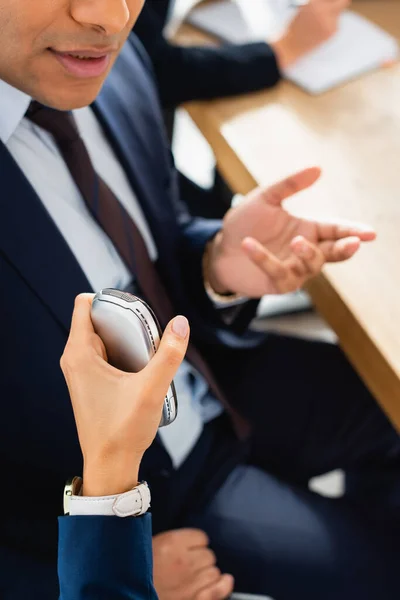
[134,0,350,107]
[0,1,399,600]
[134,0,350,218]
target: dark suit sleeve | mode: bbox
[177,210,260,335]
[134,3,281,108]
[58,515,158,600]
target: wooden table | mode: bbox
[176,2,400,429]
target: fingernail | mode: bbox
[242,238,257,252]
[296,241,313,259]
[172,316,189,339]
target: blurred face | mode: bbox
[0,0,144,110]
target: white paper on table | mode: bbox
[185,2,399,94]
[186,0,280,43]
[285,11,399,94]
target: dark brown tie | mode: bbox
[26,102,249,439]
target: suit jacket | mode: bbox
[58,515,157,600]
[134,0,281,107]
[0,34,261,597]
[0,516,156,599]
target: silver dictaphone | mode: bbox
[91,289,178,427]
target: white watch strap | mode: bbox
[68,482,151,517]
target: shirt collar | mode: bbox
[0,79,31,144]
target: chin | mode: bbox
[36,80,106,111]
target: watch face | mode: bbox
[63,477,82,515]
[63,482,73,515]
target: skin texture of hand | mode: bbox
[153,529,234,600]
[207,167,376,298]
[272,0,351,69]
[60,294,190,496]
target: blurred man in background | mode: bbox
[134,0,350,217]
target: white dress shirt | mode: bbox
[0,77,223,475]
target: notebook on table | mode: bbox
[186,1,399,94]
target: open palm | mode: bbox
[209,168,376,298]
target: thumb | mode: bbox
[141,316,190,399]
[261,167,321,206]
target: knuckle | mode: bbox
[164,344,184,368]
[200,531,210,546]
[251,250,264,266]
[195,575,222,600]
[190,530,208,546]
[59,352,67,373]
[61,346,87,373]
[267,191,282,205]
[189,529,209,547]
[59,345,73,369]
[204,566,221,583]
[204,547,215,559]
[74,293,86,308]
[206,548,216,564]
[158,540,174,558]
[315,252,326,269]
[284,177,298,195]
[172,529,190,542]
[158,538,170,551]
[171,554,188,572]
[273,265,288,280]
[291,263,305,278]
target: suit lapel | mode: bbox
[0,143,92,332]
[93,37,179,249]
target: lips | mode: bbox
[50,49,112,78]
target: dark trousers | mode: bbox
[176,334,400,600]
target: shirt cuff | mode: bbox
[206,284,249,309]
[202,219,250,308]
[202,241,248,309]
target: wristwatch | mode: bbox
[64,477,151,517]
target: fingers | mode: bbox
[242,237,287,281]
[195,574,235,600]
[241,230,363,295]
[189,566,220,595]
[242,236,325,293]
[189,547,217,572]
[316,220,376,242]
[61,293,110,374]
[188,567,234,600]
[141,315,190,399]
[67,294,95,345]
[290,236,325,276]
[259,167,321,206]
[167,528,210,549]
[318,236,361,262]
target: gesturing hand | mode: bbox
[60,294,190,496]
[207,167,376,298]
